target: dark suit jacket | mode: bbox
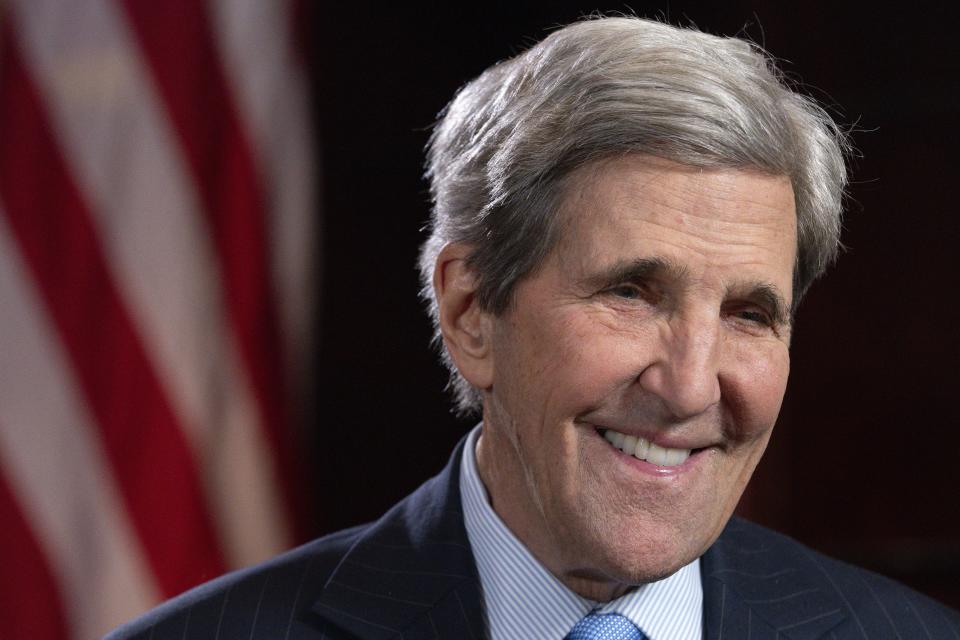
[107,438,960,639]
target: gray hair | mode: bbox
[418,16,849,414]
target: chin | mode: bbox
[602,528,703,583]
[553,520,706,601]
[556,491,726,589]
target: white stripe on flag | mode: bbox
[209,0,317,379]
[10,0,291,567]
[0,208,161,640]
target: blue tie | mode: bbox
[565,611,649,640]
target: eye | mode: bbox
[735,309,771,326]
[606,284,644,299]
[724,305,780,336]
[602,282,664,306]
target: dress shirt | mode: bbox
[460,424,702,640]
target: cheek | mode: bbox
[493,312,639,456]
[728,343,790,435]
[538,316,651,410]
[504,310,604,386]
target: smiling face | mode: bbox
[472,156,797,600]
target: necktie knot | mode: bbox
[565,611,649,640]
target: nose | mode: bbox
[636,312,722,421]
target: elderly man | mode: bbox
[109,16,960,640]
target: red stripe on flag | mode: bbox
[0,28,226,597]
[0,462,69,640]
[119,1,305,538]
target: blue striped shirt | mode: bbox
[460,424,702,640]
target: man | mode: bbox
[109,16,960,639]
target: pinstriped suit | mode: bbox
[106,437,960,639]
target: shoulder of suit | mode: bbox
[716,517,960,633]
[103,522,372,640]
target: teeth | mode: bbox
[634,437,649,460]
[664,448,687,466]
[646,443,669,466]
[610,430,625,449]
[602,429,690,467]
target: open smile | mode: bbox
[595,427,711,474]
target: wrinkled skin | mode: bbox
[470,156,797,601]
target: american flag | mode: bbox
[0,1,315,638]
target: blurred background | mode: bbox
[1,2,958,639]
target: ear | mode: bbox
[433,243,494,391]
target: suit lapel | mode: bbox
[701,518,846,639]
[312,438,486,639]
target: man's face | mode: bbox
[476,155,797,599]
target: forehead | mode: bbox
[552,156,798,294]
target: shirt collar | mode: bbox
[460,424,703,640]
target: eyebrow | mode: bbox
[582,257,792,326]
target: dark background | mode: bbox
[305,3,960,609]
